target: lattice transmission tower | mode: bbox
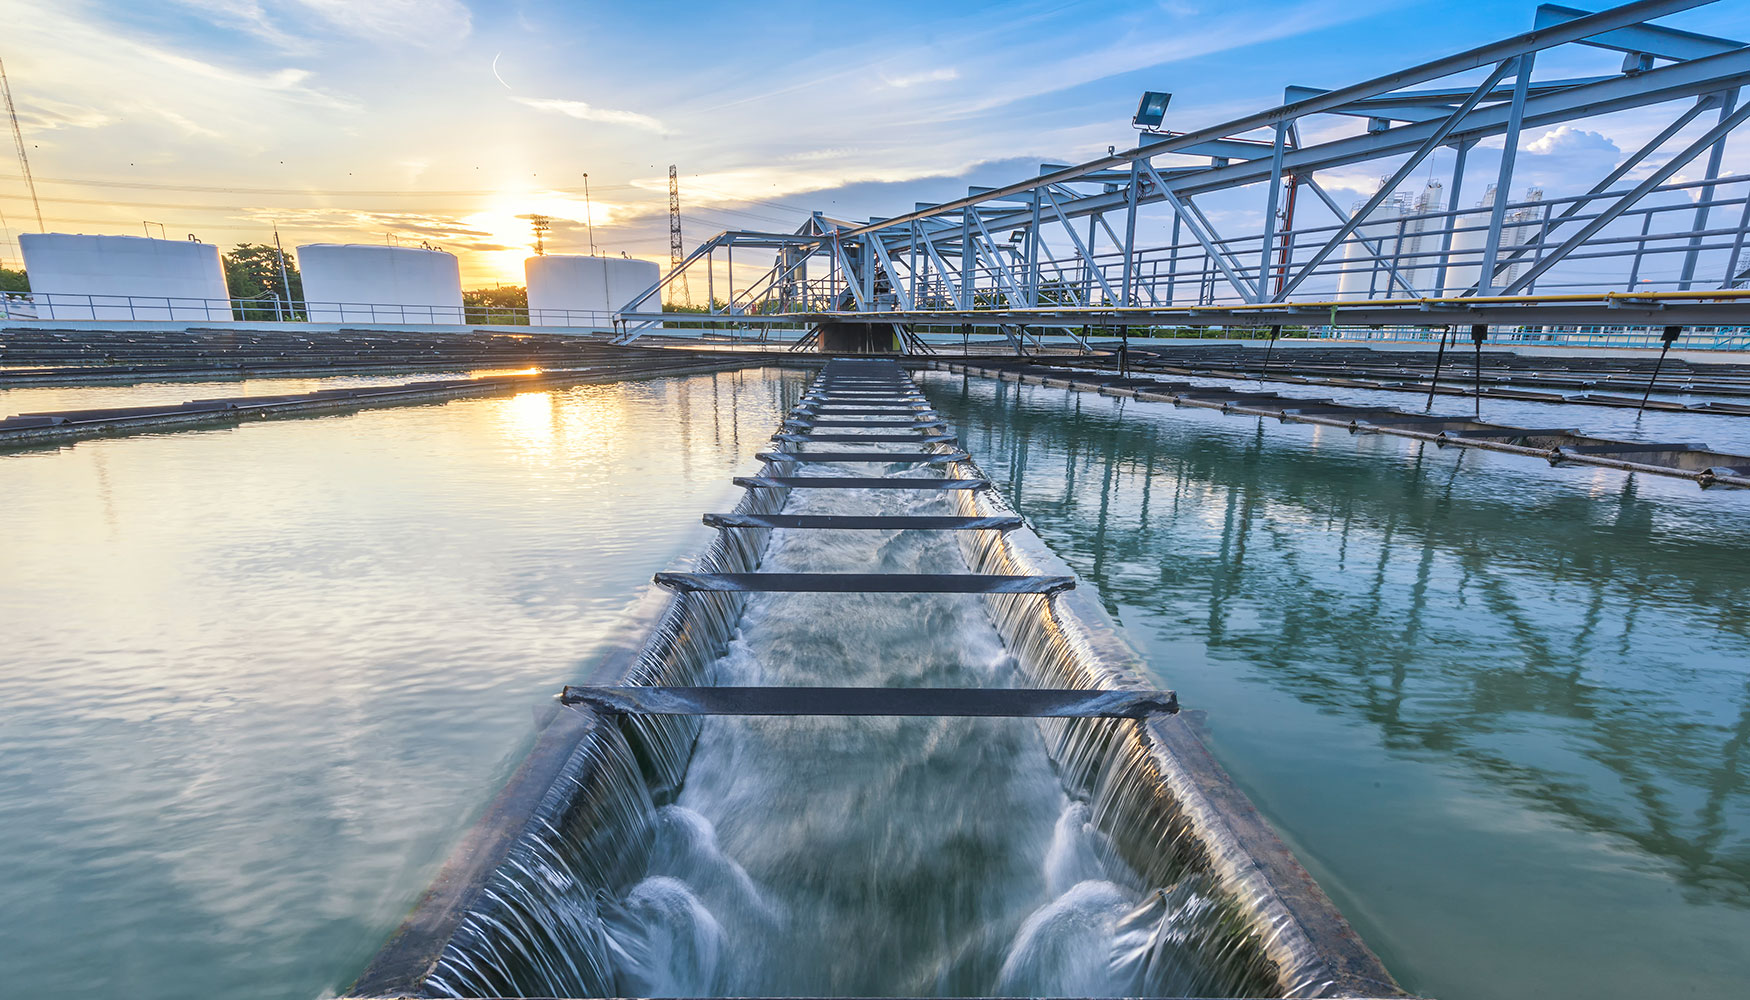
[0,55,44,236]
[668,164,690,307]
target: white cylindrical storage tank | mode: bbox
[296,244,463,324]
[1442,208,1492,295]
[19,233,231,321]
[1336,201,1400,300]
[525,255,660,328]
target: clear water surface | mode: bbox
[919,369,1750,1000]
[6,361,1749,1000]
[0,368,803,1000]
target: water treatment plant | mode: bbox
[4,2,1750,999]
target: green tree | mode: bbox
[223,243,302,320]
[0,264,26,294]
[463,285,527,324]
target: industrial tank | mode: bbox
[297,244,463,323]
[19,233,231,321]
[1335,198,1406,300]
[1442,208,1492,295]
[525,255,659,327]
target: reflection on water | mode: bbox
[0,372,483,418]
[0,368,803,1000]
[922,370,1750,1000]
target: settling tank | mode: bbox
[18,233,231,321]
[525,254,659,327]
[297,244,464,323]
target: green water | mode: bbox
[0,368,802,1000]
[919,370,1750,1000]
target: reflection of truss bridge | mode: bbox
[615,1,1750,350]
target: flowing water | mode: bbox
[423,376,1289,999]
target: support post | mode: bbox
[1426,326,1451,411]
[1680,89,1739,290]
[1477,54,1534,294]
[1640,325,1683,411]
[1258,122,1289,299]
[1027,192,1042,307]
[961,211,974,309]
[1470,323,1487,417]
[1123,161,1140,306]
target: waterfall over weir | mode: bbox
[346,359,1404,1000]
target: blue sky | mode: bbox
[1,0,1748,285]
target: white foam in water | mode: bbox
[593,450,1163,996]
[995,880,1132,996]
[603,876,724,996]
[1044,802,1106,899]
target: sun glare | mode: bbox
[461,191,637,286]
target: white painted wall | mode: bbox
[19,233,231,321]
[525,255,659,327]
[297,244,463,323]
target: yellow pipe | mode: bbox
[853,288,1750,316]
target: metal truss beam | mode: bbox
[620,1,1750,346]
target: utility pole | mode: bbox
[0,56,43,233]
[582,173,597,255]
[669,164,691,307]
[273,224,294,318]
[519,213,551,255]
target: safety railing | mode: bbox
[0,291,620,328]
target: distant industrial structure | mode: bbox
[525,254,658,326]
[19,233,228,321]
[296,244,463,323]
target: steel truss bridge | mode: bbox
[614,0,1750,352]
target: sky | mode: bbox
[1,0,1749,289]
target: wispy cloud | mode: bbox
[242,206,509,251]
[168,0,472,51]
[511,96,667,134]
[294,0,472,49]
[880,67,959,89]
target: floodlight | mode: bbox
[1133,91,1172,131]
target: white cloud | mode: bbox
[880,67,959,89]
[512,97,666,134]
[169,0,306,50]
[167,0,472,50]
[294,0,472,48]
[10,96,115,131]
[1525,125,1619,158]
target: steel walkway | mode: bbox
[594,357,1160,722]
